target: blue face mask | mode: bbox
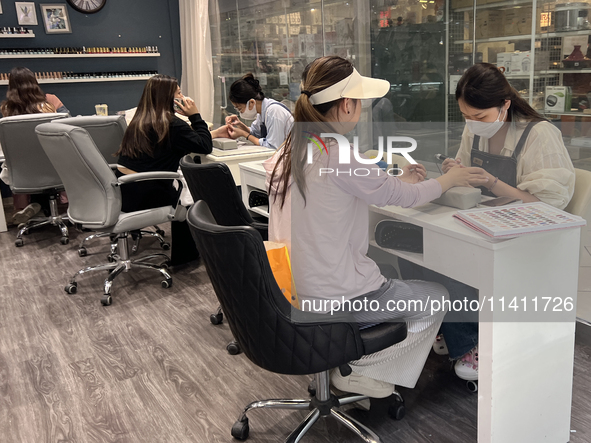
[466,107,507,139]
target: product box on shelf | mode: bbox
[503,8,533,36]
[497,51,549,75]
[560,115,591,138]
[474,11,503,39]
[545,86,572,113]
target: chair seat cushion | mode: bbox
[80,205,173,233]
[359,322,407,355]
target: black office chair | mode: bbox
[180,155,268,354]
[187,201,407,443]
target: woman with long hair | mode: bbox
[400,63,575,384]
[115,74,213,212]
[263,56,489,397]
[224,73,293,150]
[0,66,69,224]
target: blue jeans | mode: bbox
[398,258,478,359]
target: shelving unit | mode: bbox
[0,33,35,38]
[0,76,155,86]
[0,53,160,59]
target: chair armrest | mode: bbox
[116,171,181,185]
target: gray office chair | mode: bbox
[0,112,69,247]
[56,115,169,257]
[36,122,185,306]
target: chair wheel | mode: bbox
[78,247,87,257]
[156,228,165,236]
[388,401,406,420]
[161,242,171,251]
[101,295,112,306]
[60,237,69,245]
[210,313,223,325]
[308,379,317,397]
[231,418,249,440]
[161,278,173,289]
[227,341,241,355]
[15,238,24,247]
[466,380,478,393]
[65,283,77,294]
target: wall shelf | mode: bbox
[454,34,531,44]
[0,33,35,38]
[0,53,160,59]
[0,76,154,85]
[539,69,591,74]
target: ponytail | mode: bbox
[270,56,355,208]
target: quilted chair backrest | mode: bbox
[180,155,256,227]
[35,122,121,229]
[56,115,126,164]
[0,113,69,193]
[187,200,364,376]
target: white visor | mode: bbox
[308,68,390,105]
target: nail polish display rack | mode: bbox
[0,46,160,58]
[0,70,158,85]
[0,27,35,37]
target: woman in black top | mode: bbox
[115,74,213,212]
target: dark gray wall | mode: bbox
[0,0,181,116]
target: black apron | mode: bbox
[471,121,538,197]
[259,102,292,139]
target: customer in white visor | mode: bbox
[263,56,489,398]
[223,73,293,150]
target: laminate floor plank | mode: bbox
[0,220,589,442]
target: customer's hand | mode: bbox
[436,166,489,193]
[176,96,199,116]
[398,163,427,184]
[442,157,463,173]
[211,125,231,139]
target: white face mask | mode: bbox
[466,107,507,139]
[239,99,257,120]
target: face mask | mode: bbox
[239,99,257,120]
[466,107,507,139]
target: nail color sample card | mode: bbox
[453,202,586,239]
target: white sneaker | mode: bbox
[330,369,394,398]
[12,202,42,225]
[432,334,449,355]
[454,346,478,381]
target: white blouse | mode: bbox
[456,120,575,209]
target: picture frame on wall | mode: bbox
[41,4,71,34]
[15,2,38,25]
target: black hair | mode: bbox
[456,63,544,121]
[229,73,265,104]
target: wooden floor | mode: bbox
[0,216,590,442]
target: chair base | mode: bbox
[65,232,172,305]
[78,225,169,258]
[232,370,403,442]
[15,195,69,247]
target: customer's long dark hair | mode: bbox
[0,67,55,116]
[117,74,178,158]
[229,73,265,104]
[269,56,357,208]
[456,63,544,121]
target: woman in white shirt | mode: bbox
[225,73,293,150]
[264,56,489,398]
[400,63,575,383]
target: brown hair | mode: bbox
[117,74,178,158]
[0,67,55,116]
[456,63,544,121]
[269,56,356,207]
